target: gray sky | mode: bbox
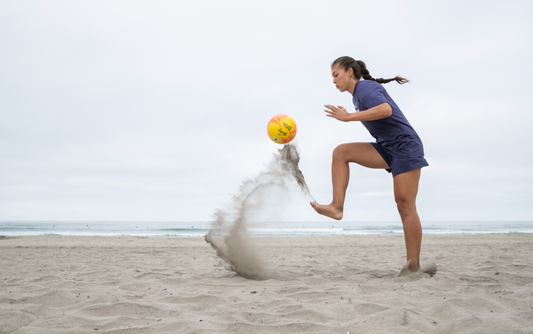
[1,0,532,222]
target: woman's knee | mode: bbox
[332,142,388,168]
[395,196,416,216]
[332,144,350,161]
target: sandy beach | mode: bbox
[1,234,532,333]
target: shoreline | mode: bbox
[2,221,532,239]
[1,233,532,333]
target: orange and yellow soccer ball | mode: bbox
[267,114,297,144]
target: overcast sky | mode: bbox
[1,0,532,223]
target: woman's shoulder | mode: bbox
[360,80,383,88]
[356,80,385,95]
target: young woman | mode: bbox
[310,56,429,273]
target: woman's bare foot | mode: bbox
[397,260,437,277]
[310,202,343,220]
[398,260,419,277]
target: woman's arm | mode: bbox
[324,102,392,122]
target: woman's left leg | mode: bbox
[393,168,422,272]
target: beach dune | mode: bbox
[1,234,532,333]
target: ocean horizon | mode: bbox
[1,220,532,238]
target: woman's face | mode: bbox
[331,64,355,93]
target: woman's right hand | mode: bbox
[324,105,353,122]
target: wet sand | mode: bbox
[1,234,532,333]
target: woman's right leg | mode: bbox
[310,142,389,220]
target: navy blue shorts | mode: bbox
[371,142,429,177]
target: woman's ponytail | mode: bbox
[332,57,409,85]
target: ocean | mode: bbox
[1,221,532,238]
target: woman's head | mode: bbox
[331,59,358,93]
[331,56,409,85]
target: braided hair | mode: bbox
[332,56,409,85]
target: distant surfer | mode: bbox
[311,57,430,274]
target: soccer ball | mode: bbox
[267,114,297,144]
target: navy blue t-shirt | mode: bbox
[352,80,425,158]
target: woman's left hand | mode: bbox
[324,105,353,122]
